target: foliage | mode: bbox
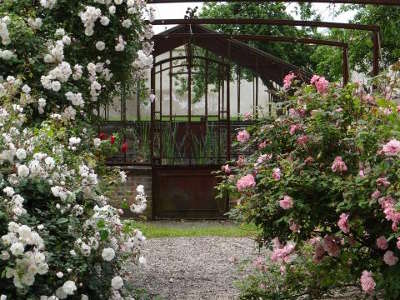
[216,61,400,299]
[0,0,153,120]
[0,1,152,299]
[0,84,148,300]
[311,5,400,81]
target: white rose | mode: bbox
[100,16,110,26]
[93,138,101,148]
[17,165,29,178]
[95,41,105,51]
[136,184,144,194]
[109,6,116,14]
[51,81,61,92]
[101,247,115,261]
[62,280,77,295]
[16,148,27,160]
[111,276,123,290]
[10,242,24,256]
[3,186,15,197]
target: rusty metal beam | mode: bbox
[154,33,347,47]
[151,18,380,31]
[148,0,399,4]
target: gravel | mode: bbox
[128,237,264,299]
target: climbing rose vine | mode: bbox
[217,60,400,299]
[0,0,152,299]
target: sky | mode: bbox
[149,2,357,34]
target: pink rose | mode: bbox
[270,239,296,264]
[243,112,252,121]
[376,236,388,250]
[283,72,296,89]
[371,190,381,199]
[337,213,350,234]
[310,75,320,84]
[236,174,256,192]
[376,177,390,187]
[296,135,308,146]
[221,164,231,174]
[383,250,399,266]
[279,195,293,210]
[311,75,329,94]
[237,130,250,143]
[256,154,272,165]
[289,124,301,135]
[331,156,347,173]
[258,141,267,149]
[272,168,281,181]
[360,271,375,294]
[382,139,400,156]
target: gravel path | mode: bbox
[128,237,263,299]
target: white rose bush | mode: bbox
[0,0,152,299]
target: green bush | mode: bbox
[216,61,400,299]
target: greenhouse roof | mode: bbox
[153,24,312,86]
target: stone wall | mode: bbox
[112,166,153,219]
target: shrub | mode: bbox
[0,1,152,298]
[0,0,153,119]
[216,61,400,299]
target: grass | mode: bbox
[132,221,259,238]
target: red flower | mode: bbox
[99,132,107,140]
[110,135,116,144]
[121,142,128,153]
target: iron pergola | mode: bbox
[151,18,381,76]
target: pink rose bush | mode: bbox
[237,129,250,143]
[236,174,256,192]
[217,62,400,299]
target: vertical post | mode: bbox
[188,47,192,166]
[252,75,255,115]
[372,30,380,77]
[255,75,259,118]
[136,81,141,121]
[342,46,349,86]
[217,66,221,162]
[121,81,127,163]
[221,59,225,117]
[226,65,231,162]
[205,53,208,120]
[150,66,155,166]
[169,50,173,123]
[159,64,163,162]
[237,67,241,118]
